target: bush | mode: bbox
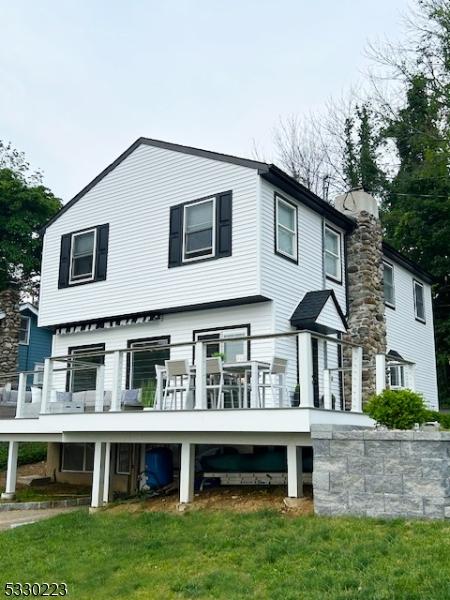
[364,389,429,430]
[0,442,47,471]
[426,410,450,430]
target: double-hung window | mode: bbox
[383,262,395,307]
[413,280,425,322]
[389,364,405,389]
[195,326,249,362]
[324,225,342,282]
[70,229,96,284]
[183,198,215,261]
[275,195,297,261]
[18,316,30,345]
[116,444,132,475]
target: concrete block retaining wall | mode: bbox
[312,426,450,519]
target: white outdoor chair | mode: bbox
[163,360,193,410]
[259,357,288,407]
[205,357,224,409]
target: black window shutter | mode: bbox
[58,234,72,289]
[168,206,183,267]
[95,224,109,281]
[216,191,232,257]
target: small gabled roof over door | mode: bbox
[290,290,348,334]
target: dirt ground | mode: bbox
[0,461,47,487]
[108,485,314,516]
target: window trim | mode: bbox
[413,279,426,323]
[66,343,105,392]
[18,315,31,345]
[274,194,298,263]
[192,324,251,362]
[126,336,171,389]
[182,196,216,263]
[69,227,97,285]
[61,443,94,473]
[324,224,342,284]
[115,444,132,475]
[383,260,396,309]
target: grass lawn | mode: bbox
[1,510,450,599]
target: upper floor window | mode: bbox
[413,280,425,322]
[18,316,30,345]
[183,198,215,261]
[324,225,342,282]
[70,229,96,283]
[383,262,395,307]
[59,224,109,289]
[275,195,298,262]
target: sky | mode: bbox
[0,0,411,203]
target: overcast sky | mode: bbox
[0,0,410,203]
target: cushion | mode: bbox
[56,391,73,403]
[121,388,141,406]
[31,387,42,404]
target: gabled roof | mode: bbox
[19,303,39,317]
[383,242,433,284]
[290,290,348,334]
[40,137,355,234]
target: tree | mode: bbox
[0,168,61,292]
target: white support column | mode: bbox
[95,364,105,412]
[15,372,27,419]
[351,346,363,412]
[1,441,19,500]
[40,357,54,414]
[323,369,332,410]
[111,351,123,412]
[179,442,195,504]
[375,354,386,394]
[194,341,207,410]
[102,442,112,505]
[287,444,303,498]
[91,442,106,509]
[298,332,314,408]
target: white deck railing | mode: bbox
[0,330,407,419]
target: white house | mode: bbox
[0,138,438,507]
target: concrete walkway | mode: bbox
[0,507,84,531]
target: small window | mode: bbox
[389,364,405,389]
[18,316,30,345]
[61,443,94,472]
[324,226,342,282]
[195,326,249,363]
[70,229,96,283]
[116,444,132,475]
[275,196,297,261]
[413,280,425,322]
[183,198,215,261]
[383,262,395,307]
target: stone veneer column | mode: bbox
[0,287,21,375]
[335,190,387,403]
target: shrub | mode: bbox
[364,389,429,430]
[0,442,47,471]
[426,410,450,430]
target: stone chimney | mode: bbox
[335,188,386,402]
[0,286,21,375]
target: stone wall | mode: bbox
[343,210,386,403]
[312,426,450,519]
[0,287,20,375]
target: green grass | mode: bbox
[0,442,47,470]
[1,510,450,599]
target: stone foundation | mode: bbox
[0,287,20,375]
[312,426,450,519]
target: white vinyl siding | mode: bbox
[39,144,259,327]
[384,259,437,407]
[275,195,297,261]
[324,226,342,282]
[383,262,395,307]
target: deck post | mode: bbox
[111,351,123,412]
[351,346,363,412]
[1,441,19,500]
[40,357,54,414]
[179,442,195,504]
[297,332,314,408]
[91,442,106,509]
[15,372,27,419]
[102,442,112,505]
[194,341,207,410]
[95,364,105,412]
[287,444,303,498]
[323,369,332,410]
[375,354,386,394]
